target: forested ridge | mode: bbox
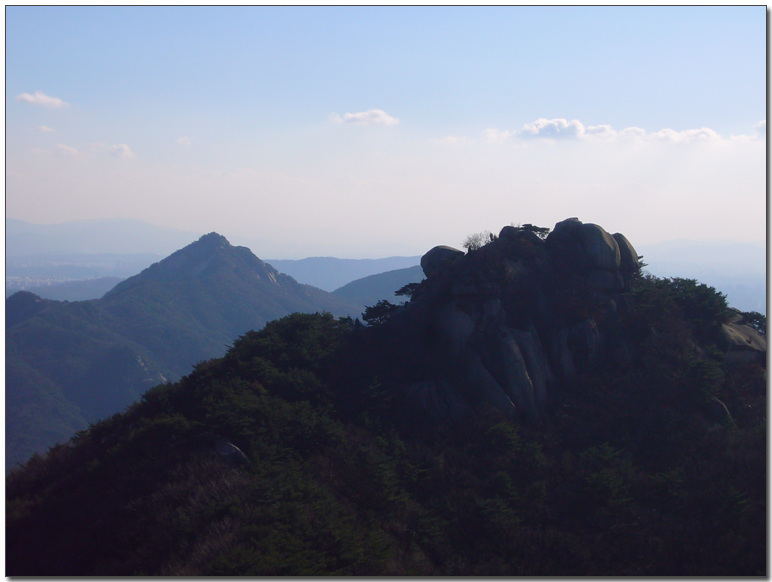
[5,233,361,469]
[6,225,766,576]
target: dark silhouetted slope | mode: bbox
[332,265,425,314]
[5,277,125,301]
[266,256,421,291]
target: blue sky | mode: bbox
[6,6,767,257]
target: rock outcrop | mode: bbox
[720,310,767,365]
[387,219,644,422]
[420,245,464,279]
[372,218,765,426]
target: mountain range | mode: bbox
[6,233,361,468]
[5,218,765,313]
[5,276,125,302]
[266,256,422,292]
[5,220,767,469]
[332,265,425,312]
[6,220,766,576]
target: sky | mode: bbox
[5,6,767,258]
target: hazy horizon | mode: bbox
[6,215,768,262]
[6,7,766,258]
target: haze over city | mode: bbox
[6,6,766,258]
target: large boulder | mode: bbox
[546,218,621,273]
[550,318,601,379]
[499,225,544,246]
[546,218,588,270]
[421,245,464,278]
[586,269,624,293]
[511,324,554,414]
[580,223,620,271]
[613,232,640,274]
[403,220,634,422]
[397,218,755,426]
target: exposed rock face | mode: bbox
[720,311,767,365]
[389,219,766,424]
[546,218,627,293]
[613,232,640,275]
[398,219,643,422]
[420,245,464,278]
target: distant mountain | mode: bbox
[6,217,763,313]
[5,217,193,299]
[638,240,766,313]
[332,265,425,314]
[638,239,765,277]
[6,217,201,256]
[266,256,421,291]
[6,233,361,469]
[6,276,125,301]
[6,252,162,282]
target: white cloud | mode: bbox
[648,128,682,142]
[682,127,721,142]
[618,126,647,140]
[330,109,400,126]
[177,136,192,146]
[729,121,766,142]
[483,118,752,145]
[519,118,586,139]
[584,124,617,140]
[107,143,135,159]
[55,144,79,156]
[16,91,69,108]
[648,127,721,143]
[7,112,764,257]
[36,125,56,133]
[482,128,516,143]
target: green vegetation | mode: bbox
[6,263,766,575]
[362,299,400,326]
[6,234,361,469]
[395,281,420,299]
[462,230,497,251]
[463,224,551,252]
[518,223,551,239]
[331,265,425,314]
[742,310,767,335]
[646,276,732,342]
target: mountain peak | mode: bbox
[194,232,230,248]
[102,232,251,295]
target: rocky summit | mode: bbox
[379,218,764,423]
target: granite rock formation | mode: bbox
[720,310,767,365]
[380,218,762,423]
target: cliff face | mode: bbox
[381,218,763,423]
